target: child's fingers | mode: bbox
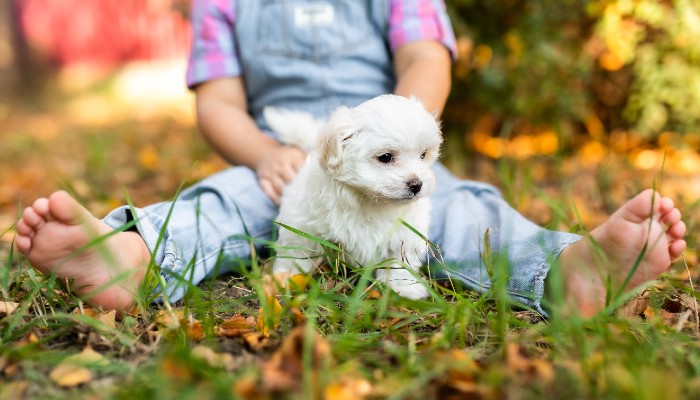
[260,179,281,205]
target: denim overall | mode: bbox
[103,0,581,315]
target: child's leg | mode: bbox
[559,189,686,316]
[427,163,686,316]
[15,191,150,313]
[15,166,278,312]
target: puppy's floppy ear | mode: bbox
[317,106,355,172]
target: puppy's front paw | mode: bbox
[390,281,430,300]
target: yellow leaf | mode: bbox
[49,347,107,388]
[256,295,283,337]
[288,274,311,292]
[50,363,92,388]
[154,309,184,329]
[73,307,116,329]
[324,377,372,400]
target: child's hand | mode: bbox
[256,145,307,205]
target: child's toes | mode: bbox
[657,197,675,215]
[21,207,45,229]
[667,220,686,240]
[31,197,51,219]
[669,239,686,260]
[659,207,681,227]
[15,219,35,237]
[14,235,31,254]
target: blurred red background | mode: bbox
[13,0,190,68]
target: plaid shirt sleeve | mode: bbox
[389,0,457,59]
[186,0,240,89]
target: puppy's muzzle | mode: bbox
[407,177,423,195]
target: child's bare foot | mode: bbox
[14,191,151,313]
[560,189,687,317]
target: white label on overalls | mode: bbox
[294,3,334,27]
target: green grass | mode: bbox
[1,88,699,398]
[1,200,699,400]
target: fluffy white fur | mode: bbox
[265,95,443,299]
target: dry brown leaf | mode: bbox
[324,377,372,400]
[217,315,255,337]
[0,301,20,318]
[256,295,283,337]
[233,372,266,400]
[290,307,306,326]
[184,319,205,341]
[49,347,107,388]
[427,349,483,398]
[152,309,204,340]
[154,309,184,329]
[616,296,650,318]
[72,307,117,329]
[261,325,332,393]
[242,331,269,352]
[506,343,553,383]
[643,305,656,319]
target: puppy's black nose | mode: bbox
[407,178,422,195]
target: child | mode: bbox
[14,0,686,317]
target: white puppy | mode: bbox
[264,95,443,299]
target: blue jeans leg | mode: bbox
[102,166,277,302]
[428,163,580,314]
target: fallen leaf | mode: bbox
[261,325,332,394]
[428,350,483,397]
[616,296,650,318]
[153,309,204,340]
[49,347,107,388]
[184,319,205,341]
[72,307,117,329]
[0,301,19,318]
[506,343,553,383]
[232,372,265,400]
[324,377,372,400]
[154,309,184,330]
[242,331,269,352]
[290,307,306,326]
[217,315,255,337]
[288,274,311,293]
[257,296,283,337]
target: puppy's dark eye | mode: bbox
[420,151,427,160]
[377,153,393,163]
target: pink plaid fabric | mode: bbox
[186,0,457,88]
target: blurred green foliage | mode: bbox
[445,0,700,138]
